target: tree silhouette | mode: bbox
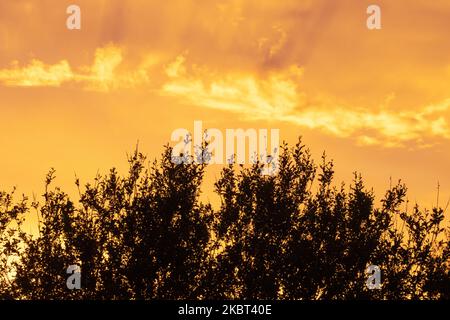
[0,190,27,299]
[1,139,449,299]
[12,147,212,299]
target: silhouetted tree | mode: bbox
[0,139,448,299]
[0,190,27,299]
[11,147,212,299]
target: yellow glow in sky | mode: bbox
[0,0,450,213]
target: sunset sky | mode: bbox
[1,0,450,215]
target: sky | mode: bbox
[0,0,450,214]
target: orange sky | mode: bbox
[0,0,450,214]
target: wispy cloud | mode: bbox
[162,55,450,148]
[1,46,449,148]
[0,45,150,91]
[0,59,73,87]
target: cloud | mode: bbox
[0,59,73,87]
[81,45,124,91]
[1,45,450,149]
[0,45,151,91]
[162,55,450,148]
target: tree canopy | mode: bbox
[0,139,449,299]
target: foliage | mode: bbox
[0,140,449,299]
